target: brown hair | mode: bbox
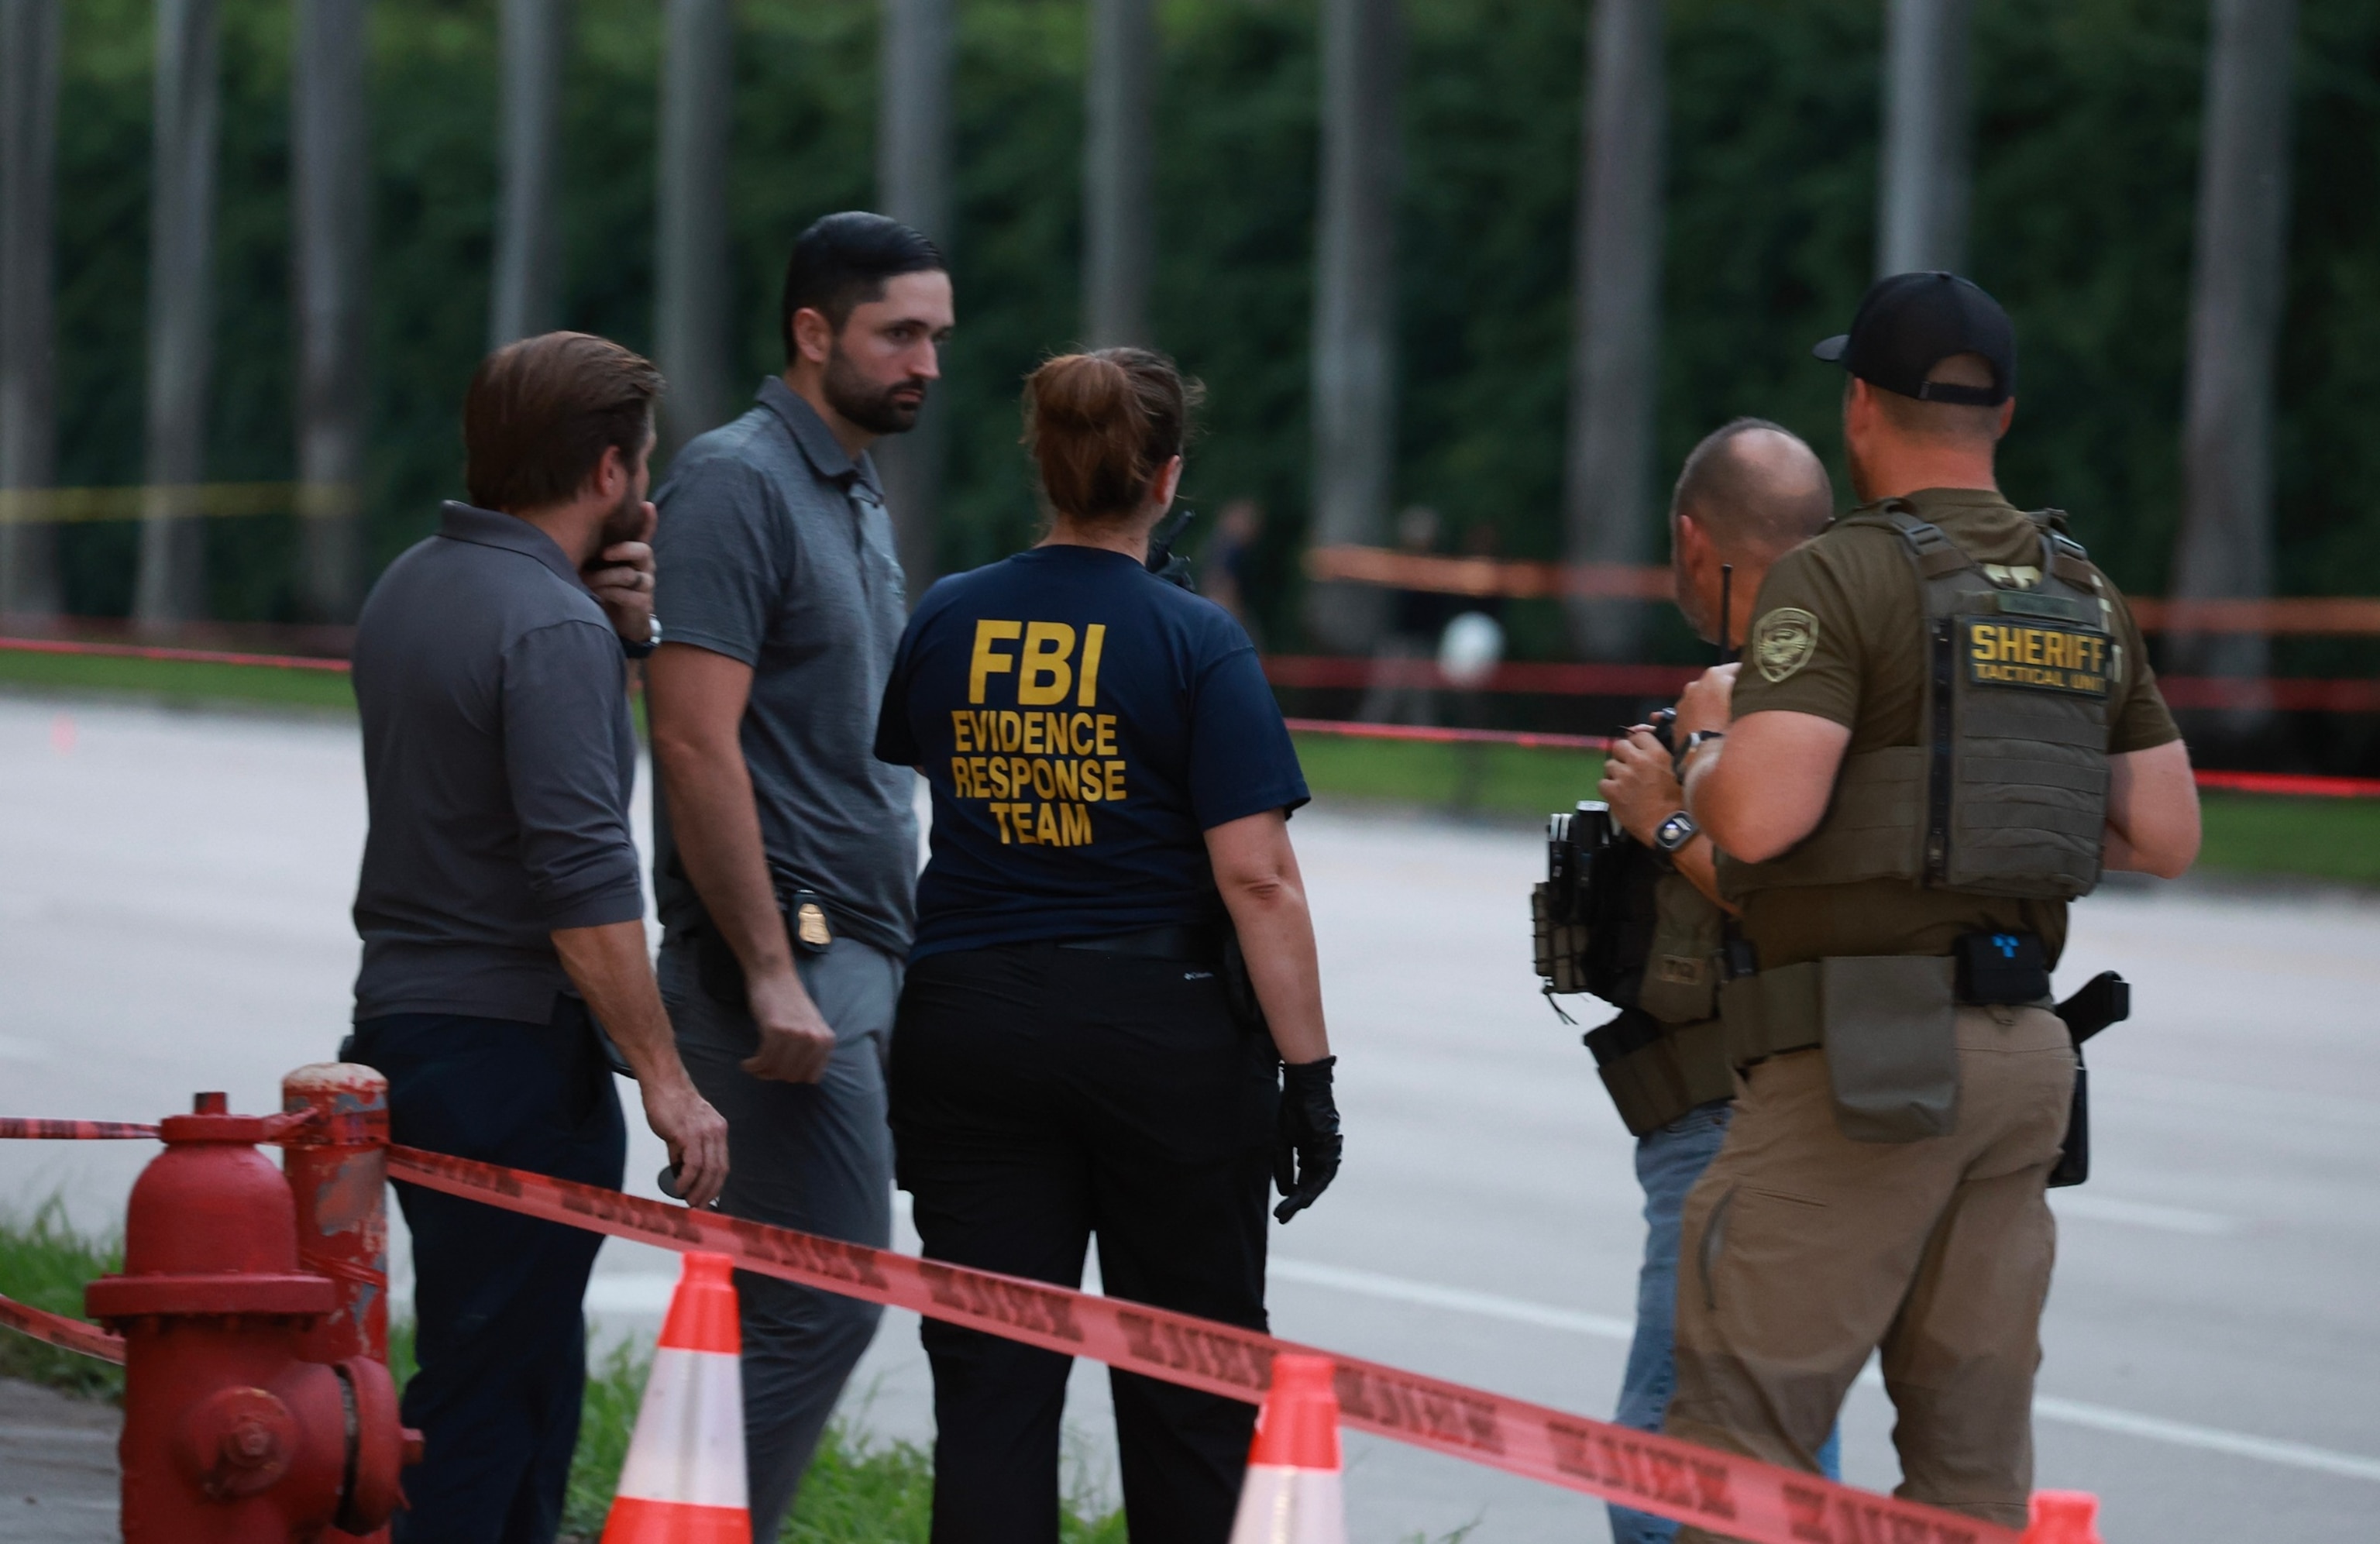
[1021,348,1202,521]
[463,332,663,511]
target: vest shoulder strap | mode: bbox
[1837,503,1972,579]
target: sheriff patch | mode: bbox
[1963,617,2111,697]
[1752,607,1820,683]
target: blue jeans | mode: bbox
[1609,1102,1840,1544]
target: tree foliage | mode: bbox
[41,0,2380,663]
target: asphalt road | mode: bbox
[2,696,2375,1542]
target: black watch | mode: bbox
[622,616,662,660]
[1653,810,1700,854]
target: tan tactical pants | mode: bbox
[1665,1006,2073,1539]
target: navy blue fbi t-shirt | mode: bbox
[875,544,1309,961]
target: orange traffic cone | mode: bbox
[600,1252,749,1544]
[2021,1491,2103,1543]
[1228,1353,1347,1544]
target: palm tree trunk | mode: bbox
[1303,0,1400,653]
[292,0,370,620]
[1562,0,1664,660]
[136,0,219,629]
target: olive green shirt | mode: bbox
[1727,488,2180,970]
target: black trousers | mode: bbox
[889,944,1279,1544]
[351,997,627,1544]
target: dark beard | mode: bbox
[824,345,925,435]
[597,480,645,548]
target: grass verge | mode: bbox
[1293,731,2380,889]
[0,1200,124,1402]
[0,1205,1119,1540]
[0,648,356,711]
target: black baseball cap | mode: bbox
[1812,271,2015,406]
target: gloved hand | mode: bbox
[1273,1057,1343,1222]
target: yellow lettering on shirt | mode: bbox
[1052,759,1081,800]
[988,758,1010,798]
[997,710,1021,751]
[1035,803,1060,844]
[968,620,1022,703]
[1030,759,1054,800]
[1018,622,1077,706]
[1095,715,1118,757]
[1068,711,1094,756]
[1023,714,1045,755]
[1080,760,1105,801]
[1059,804,1093,846]
[991,803,1015,844]
[951,710,974,753]
[1103,759,1126,800]
[1077,624,1106,707]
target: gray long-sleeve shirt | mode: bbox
[350,501,643,1024]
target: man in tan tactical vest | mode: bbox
[1594,419,1837,1544]
[1662,273,2203,1534]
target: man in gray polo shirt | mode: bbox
[349,331,726,1544]
[647,212,953,1532]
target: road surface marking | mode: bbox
[1269,1258,2380,1484]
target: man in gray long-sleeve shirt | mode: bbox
[646,211,951,1536]
[348,332,727,1544]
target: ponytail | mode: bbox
[1022,349,1201,521]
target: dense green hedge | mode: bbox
[43,0,2380,664]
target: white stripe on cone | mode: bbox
[1229,1465,1346,1544]
[614,1346,748,1510]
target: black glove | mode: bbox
[1273,1057,1342,1223]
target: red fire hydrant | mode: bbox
[86,1091,419,1542]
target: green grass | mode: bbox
[0,1200,124,1401]
[0,648,356,711]
[2195,790,2380,889]
[1292,731,1607,820]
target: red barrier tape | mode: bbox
[0,1117,162,1140]
[2194,769,2380,799]
[0,1288,126,1364]
[0,634,349,672]
[386,1145,2014,1544]
[1283,717,1612,753]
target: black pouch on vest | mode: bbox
[1955,930,2050,1004]
[1586,1009,1732,1137]
[1820,955,1959,1143]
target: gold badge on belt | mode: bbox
[790,890,834,953]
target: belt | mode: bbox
[1058,924,1223,964]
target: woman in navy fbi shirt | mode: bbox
[875,348,1340,1543]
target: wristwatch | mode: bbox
[623,615,662,660]
[1653,810,1700,854]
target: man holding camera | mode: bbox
[1592,418,1835,1544]
[1663,273,2199,1534]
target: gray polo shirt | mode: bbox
[652,377,918,957]
[350,501,644,1024]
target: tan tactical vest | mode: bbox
[1719,506,2113,903]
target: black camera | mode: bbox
[1544,800,1617,926]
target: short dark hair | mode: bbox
[1023,349,1202,521]
[779,212,945,363]
[463,332,662,511]
[1670,418,1833,559]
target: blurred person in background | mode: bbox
[1199,497,1264,638]
[1357,504,1453,725]
[874,349,1341,1544]
[346,332,727,1544]
[644,211,953,1538]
